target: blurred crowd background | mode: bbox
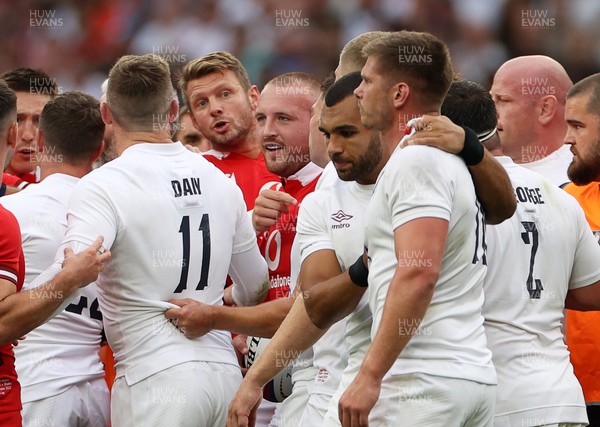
[1,0,599,99]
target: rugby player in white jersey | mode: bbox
[30,54,269,427]
[1,92,109,426]
[227,31,518,427]
[0,82,110,425]
[436,80,600,426]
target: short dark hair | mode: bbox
[441,80,497,134]
[180,51,251,108]
[40,91,104,164]
[363,31,453,107]
[107,54,175,131]
[0,67,58,98]
[0,80,17,132]
[324,72,362,107]
[567,72,600,115]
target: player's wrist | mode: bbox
[46,270,79,296]
[459,126,484,166]
[242,367,270,388]
[348,255,369,287]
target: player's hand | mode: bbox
[401,115,466,154]
[61,236,111,288]
[164,298,215,339]
[226,379,262,427]
[338,371,381,427]
[252,189,297,232]
[233,334,249,356]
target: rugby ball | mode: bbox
[245,336,293,402]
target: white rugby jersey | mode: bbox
[521,144,572,188]
[0,174,104,403]
[315,161,337,190]
[365,145,496,385]
[484,156,600,426]
[288,235,316,385]
[296,178,373,396]
[62,142,265,385]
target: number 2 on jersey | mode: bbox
[521,221,543,299]
[174,214,211,293]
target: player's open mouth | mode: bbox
[213,121,229,133]
[264,144,283,152]
[18,148,35,156]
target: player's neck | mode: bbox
[114,129,175,156]
[386,109,439,151]
[212,135,260,158]
[41,162,92,180]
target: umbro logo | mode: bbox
[331,210,353,229]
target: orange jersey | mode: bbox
[564,182,600,403]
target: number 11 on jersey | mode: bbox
[173,214,211,293]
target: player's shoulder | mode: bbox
[392,144,461,169]
[303,176,348,205]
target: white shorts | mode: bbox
[273,380,312,427]
[255,399,280,427]
[325,373,496,427]
[298,392,331,426]
[111,361,241,427]
[21,377,109,427]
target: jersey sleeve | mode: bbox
[0,208,22,286]
[62,174,119,253]
[569,197,600,289]
[231,184,259,255]
[384,146,454,230]
[296,192,333,263]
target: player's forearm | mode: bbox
[244,294,327,387]
[304,270,366,329]
[469,149,516,225]
[359,271,434,382]
[0,269,79,346]
[212,297,294,337]
[566,282,600,311]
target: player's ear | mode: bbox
[35,128,44,154]
[90,140,105,163]
[392,82,410,109]
[7,122,17,150]
[100,101,113,126]
[539,95,557,126]
[248,85,260,111]
[168,99,179,124]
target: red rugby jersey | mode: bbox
[202,150,280,210]
[257,163,322,302]
[0,205,25,414]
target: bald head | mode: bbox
[490,55,573,163]
[494,55,572,103]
